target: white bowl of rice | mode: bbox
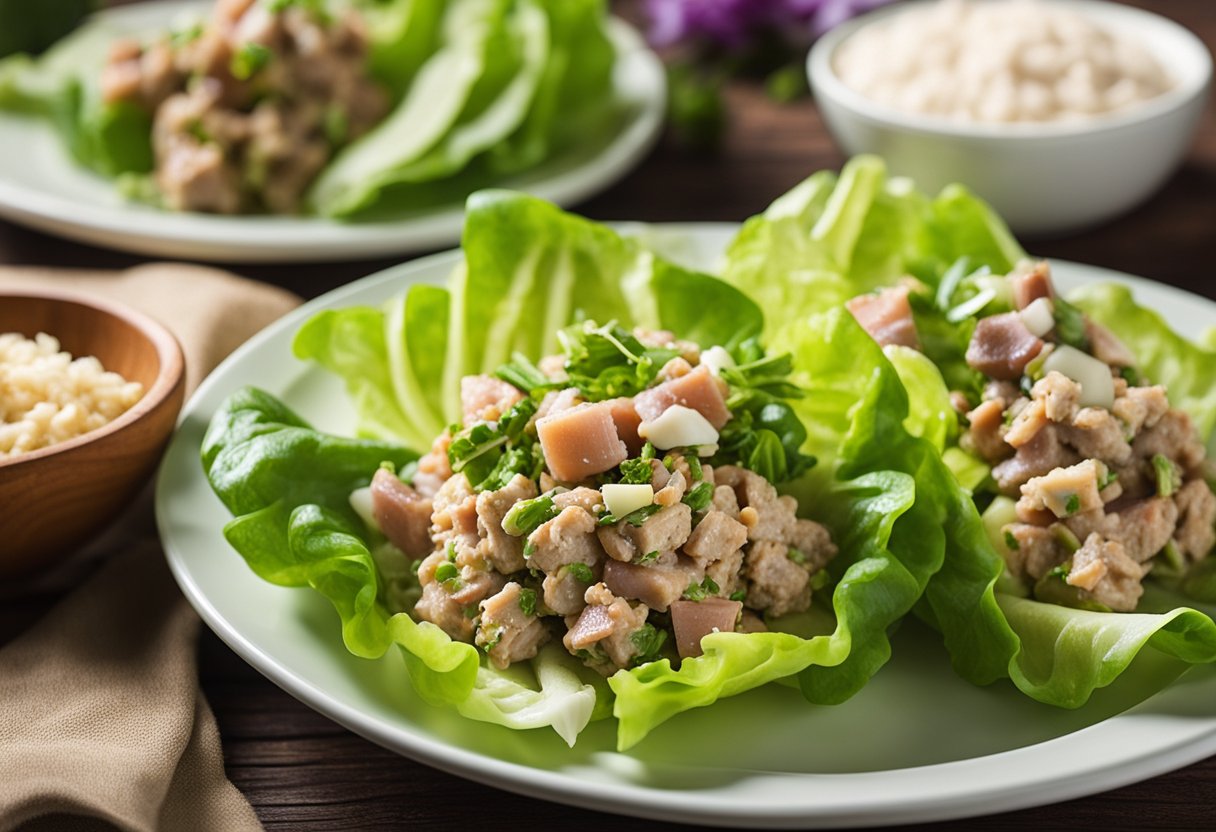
[0,290,184,577]
[807,0,1212,235]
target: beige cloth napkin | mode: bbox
[0,263,301,832]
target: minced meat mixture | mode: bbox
[849,260,1215,612]
[356,327,837,673]
[101,0,388,213]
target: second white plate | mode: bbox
[0,2,665,263]
[156,225,1216,828]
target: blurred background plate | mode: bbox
[157,224,1216,829]
[0,1,665,263]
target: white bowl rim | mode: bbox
[808,0,1214,141]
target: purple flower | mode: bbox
[645,0,897,47]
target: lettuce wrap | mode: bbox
[204,189,971,748]
[720,155,1216,708]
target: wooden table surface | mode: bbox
[4,1,1216,829]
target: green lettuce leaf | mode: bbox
[609,310,958,746]
[202,386,603,744]
[296,189,764,435]
[721,156,1025,329]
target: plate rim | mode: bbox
[0,1,666,263]
[156,228,1216,828]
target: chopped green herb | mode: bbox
[323,105,348,147]
[686,455,704,482]
[434,561,459,584]
[169,23,203,48]
[596,513,618,527]
[1004,530,1020,551]
[518,588,537,617]
[1159,540,1186,577]
[1153,453,1181,498]
[522,540,536,559]
[619,457,654,485]
[682,481,714,512]
[1047,559,1072,580]
[623,503,664,527]
[682,576,719,601]
[567,562,594,583]
[729,589,746,602]
[185,119,211,145]
[786,548,807,565]
[810,570,830,591]
[640,441,656,461]
[636,550,661,565]
[557,320,676,401]
[661,453,676,472]
[1053,297,1090,351]
[1024,348,1050,383]
[463,606,479,619]
[1064,493,1081,515]
[445,540,456,562]
[1120,366,1141,385]
[493,352,554,396]
[502,494,558,537]
[230,42,273,80]
[629,623,668,666]
[1098,468,1119,490]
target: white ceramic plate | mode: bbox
[156,227,1216,828]
[0,2,665,263]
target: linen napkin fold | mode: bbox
[0,263,301,832]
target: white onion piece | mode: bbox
[1043,345,1114,409]
[637,404,720,450]
[1019,297,1055,337]
[699,346,735,377]
[601,483,655,518]
[349,486,378,532]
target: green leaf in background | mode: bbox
[0,0,95,59]
[722,156,1026,331]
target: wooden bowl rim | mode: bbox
[0,288,186,470]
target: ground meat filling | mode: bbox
[947,261,1216,611]
[360,327,838,673]
[101,0,388,213]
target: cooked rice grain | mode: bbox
[0,332,144,457]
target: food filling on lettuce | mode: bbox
[848,260,1215,613]
[350,321,836,674]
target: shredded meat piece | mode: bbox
[993,424,1081,495]
[563,583,650,673]
[526,507,605,574]
[1173,480,1216,561]
[1063,534,1146,612]
[742,540,812,618]
[475,474,537,574]
[477,583,551,670]
[596,503,692,563]
[966,399,1012,463]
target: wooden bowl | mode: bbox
[0,289,185,578]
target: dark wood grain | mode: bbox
[4,1,1216,829]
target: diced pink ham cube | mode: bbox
[669,598,742,659]
[1012,261,1055,310]
[536,402,628,482]
[606,397,643,454]
[966,313,1045,380]
[633,365,731,430]
[846,285,920,349]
